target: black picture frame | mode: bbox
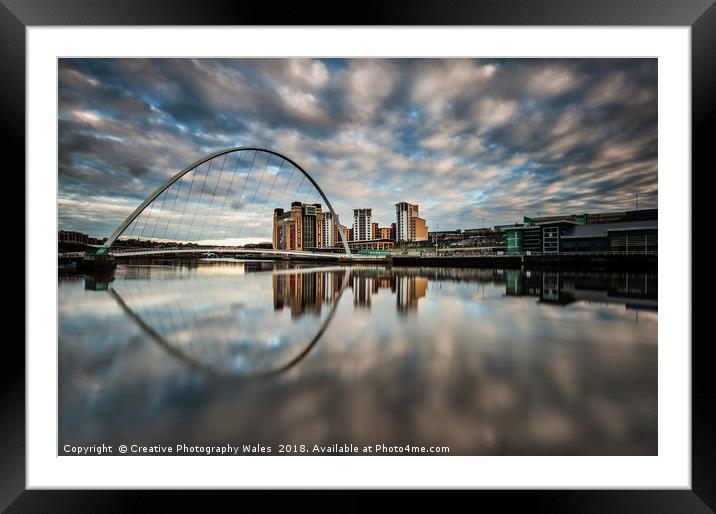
[5,0,712,510]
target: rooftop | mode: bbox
[562,219,658,239]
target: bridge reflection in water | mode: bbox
[109,264,350,379]
[105,264,444,378]
[59,261,657,455]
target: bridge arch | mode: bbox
[101,147,351,255]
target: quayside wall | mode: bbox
[390,254,657,270]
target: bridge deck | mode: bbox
[104,248,386,261]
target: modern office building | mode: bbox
[505,220,582,255]
[560,219,658,253]
[531,208,657,226]
[395,202,423,243]
[503,215,657,255]
[273,201,325,251]
[352,208,373,241]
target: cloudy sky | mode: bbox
[58,58,657,241]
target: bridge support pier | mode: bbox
[81,253,117,272]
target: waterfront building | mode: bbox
[395,202,423,243]
[430,229,462,246]
[352,208,373,241]
[505,220,579,255]
[58,230,89,244]
[348,239,395,252]
[560,219,657,253]
[413,216,428,241]
[504,217,657,255]
[461,228,504,245]
[376,226,394,240]
[273,201,325,251]
[532,208,657,225]
[58,230,107,248]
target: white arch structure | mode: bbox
[100,147,351,255]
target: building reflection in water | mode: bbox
[348,269,427,313]
[505,269,657,311]
[273,269,344,318]
[273,267,430,315]
[59,260,658,456]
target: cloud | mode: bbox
[277,86,329,124]
[411,59,497,118]
[526,66,581,98]
[58,58,658,240]
[341,59,398,122]
[272,58,330,90]
[473,97,520,131]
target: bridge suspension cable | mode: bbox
[209,150,242,241]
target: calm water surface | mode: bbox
[58,260,657,455]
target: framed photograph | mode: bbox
[8,0,712,510]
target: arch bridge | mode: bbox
[99,147,352,256]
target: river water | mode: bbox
[58,260,657,455]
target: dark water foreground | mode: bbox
[58,260,657,456]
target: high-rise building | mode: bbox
[395,202,426,243]
[322,211,339,247]
[273,201,324,251]
[352,208,373,241]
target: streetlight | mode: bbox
[434,224,439,256]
